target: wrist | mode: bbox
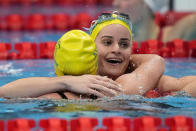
[52,76,73,91]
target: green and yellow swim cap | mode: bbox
[54,30,98,76]
[90,12,133,41]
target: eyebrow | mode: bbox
[101,36,113,39]
[101,36,130,41]
[120,38,130,41]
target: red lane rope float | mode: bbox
[8,52,18,60]
[85,0,97,6]
[102,117,131,131]
[0,39,196,60]
[7,118,36,131]
[70,117,98,131]
[25,14,47,30]
[166,39,189,58]
[51,13,71,30]
[5,14,24,31]
[39,118,67,131]
[1,13,93,31]
[140,40,164,55]
[0,120,4,131]
[0,17,6,30]
[165,116,193,131]
[57,0,73,5]
[15,42,37,59]
[160,46,171,58]
[1,116,196,130]
[133,116,162,131]
[1,12,195,31]
[0,0,113,6]
[189,40,196,58]
[0,43,11,60]
[39,41,56,59]
[0,0,11,6]
[71,13,93,30]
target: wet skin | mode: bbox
[95,24,132,80]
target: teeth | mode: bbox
[107,59,122,63]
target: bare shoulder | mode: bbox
[37,93,62,99]
[130,54,164,64]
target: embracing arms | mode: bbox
[0,75,121,98]
[116,54,165,95]
[0,77,67,98]
[0,54,164,98]
[157,75,196,97]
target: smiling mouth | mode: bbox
[106,59,123,64]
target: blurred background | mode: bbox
[0,0,196,59]
[0,0,195,40]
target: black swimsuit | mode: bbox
[56,91,98,100]
[56,91,68,99]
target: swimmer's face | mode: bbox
[113,0,145,23]
[95,24,132,80]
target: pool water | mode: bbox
[0,58,196,120]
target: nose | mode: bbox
[111,41,121,54]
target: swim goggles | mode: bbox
[89,11,133,34]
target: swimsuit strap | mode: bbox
[56,91,68,99]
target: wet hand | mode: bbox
[62,75,123,98]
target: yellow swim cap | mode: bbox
[54,30,98,76]
[90,13,133,41]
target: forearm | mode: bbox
[116,54,165,95]
[0,77,66,98]
[157,75,196,93]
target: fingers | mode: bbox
[79,75,123,98]
[87,89,105,98]
[90,84,117,97]
[93,77,122,92]
[95,75,119,86]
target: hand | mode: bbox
[61,75,123,98]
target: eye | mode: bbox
[102,39,113,46]
[119,41,130,48]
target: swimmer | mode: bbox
[113,0,196,43]
[0,30,121,99]
[0,12,165,99]
[53,29,122,99]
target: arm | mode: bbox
[0,77,67,98]
[0,75,121,98]
[116,54,165,95]
[157,75,196,96]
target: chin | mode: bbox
[104,70,123,80]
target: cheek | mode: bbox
[96,43,107,55]
[123,49,131,61]
[97,50,105,62]
[96,46,105,61]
